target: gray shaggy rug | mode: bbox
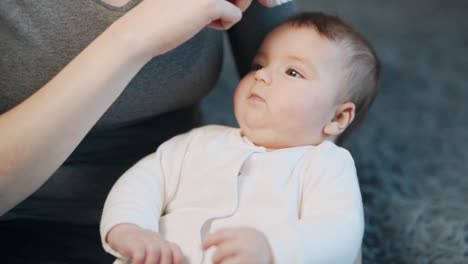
[202,0,468,263]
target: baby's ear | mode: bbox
[323,102,356,136]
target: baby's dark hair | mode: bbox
[283,12,381,145]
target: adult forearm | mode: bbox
[0,21,151,215]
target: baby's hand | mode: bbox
[107,223,184,264]
[202,227,274,264]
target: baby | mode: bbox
[100,12,380,264]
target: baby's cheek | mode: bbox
[234,78,252,100]
[277,95,310,121]
[233,79,249,110]
[233,85,243,109]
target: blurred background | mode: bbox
[201,0,468,263]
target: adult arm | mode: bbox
[0,0,244,215]
[265,147,365,264]
[228,0,298,77]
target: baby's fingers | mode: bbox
[212,240,238,264]
[203,228,236,250]
[169,242,185,264]
[158,242,173,264]
[143,245,160,264]
[130,247,147,264]
[215,256,242,264]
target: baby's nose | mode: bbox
[254,68,272,85]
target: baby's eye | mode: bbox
[286,68,304,78]
[251,63,263,72]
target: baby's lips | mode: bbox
[258,0,293,7]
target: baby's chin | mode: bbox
[240,126,296,150]
[240,124,326,149]
[237,118,318,149]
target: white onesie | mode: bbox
[100,125,364,264]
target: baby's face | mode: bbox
[234,24,343,149]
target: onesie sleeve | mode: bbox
[265,144,364,264]
[99,130,195,258]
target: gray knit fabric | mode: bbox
[0,0,222,128]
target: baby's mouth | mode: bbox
[248,92,265,103]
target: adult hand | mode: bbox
[107,223,184,264]
[208,0,251,29]
[208,0,293,29]
[202,227,274,264]
[114,0,243,58]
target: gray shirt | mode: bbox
[0,0,225,223]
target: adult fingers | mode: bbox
[202,228,237,250]
[231,0,253,12]
[208,0,252,29]
[207,0,242,30]
[212,240,238,264]
[167,242,184,264]
[207,20,228,31]
[257,0,292,7]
